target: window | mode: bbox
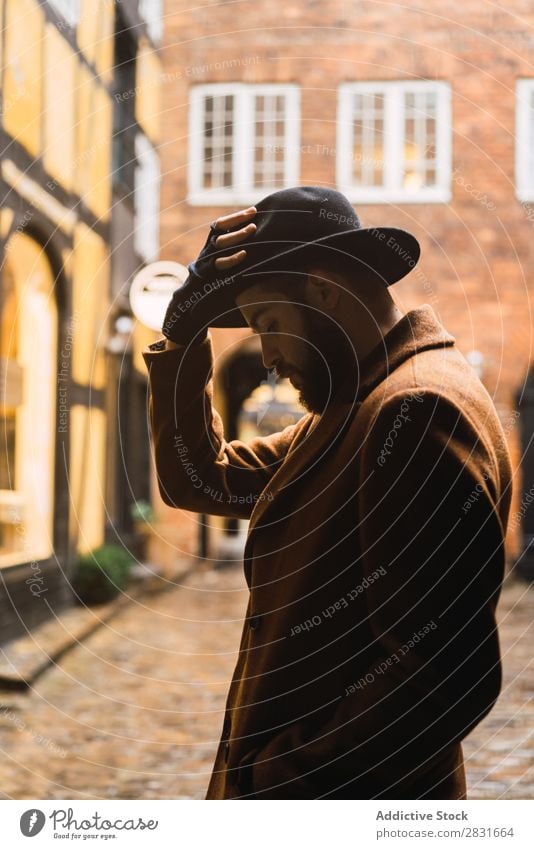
[337,81,451,203]
[188,83,300,205]
[48,0,80,28]
[139,0,163,44]
[134,133,160,262]
[516,79,534,201]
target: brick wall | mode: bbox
[158,0,534,558]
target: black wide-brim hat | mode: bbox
[189,185,421,328]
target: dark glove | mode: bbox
[160,267,208,347]
[161,220,244,346]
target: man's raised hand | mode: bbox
[212,206,257,270]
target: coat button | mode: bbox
[223,741,230,762]
[250,615,260,630]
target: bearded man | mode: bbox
[142,186,512,799]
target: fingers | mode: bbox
[211,205,257,270]
[214,206,256,229]
[213,222,255,268]
[215,221,256,249]
[215,249,247,270]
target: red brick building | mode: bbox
[151,1,534,569]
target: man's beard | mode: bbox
[287,310,357,415]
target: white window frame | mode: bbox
[139,0,163,45]
[337,80,452,204]
[48,0,80,28]
[516,79,534,202]
[188,83,300,206]
[134,133,161,263]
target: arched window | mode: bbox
[211,336,305,564]
[0,233,58,565]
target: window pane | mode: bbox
[403,89,438,190]
[253,92,287,189]
[134,134,160,263]
[202,94,234,189]
[139,0,163,43]
[351,91,385,187]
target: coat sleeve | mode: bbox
[236,390,508,797]
[142,334,310,519]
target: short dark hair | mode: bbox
[302,251,391,298]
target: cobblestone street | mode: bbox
[463,576,534,799]
[0,564,532,800]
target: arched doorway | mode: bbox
[0,232,58,565]
[211,335,306,565]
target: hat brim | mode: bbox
[205,226,420,329]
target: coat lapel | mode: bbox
[247,396,360,537]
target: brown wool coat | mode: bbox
[142,304,513,800]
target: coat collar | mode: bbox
[334,302,456,404]
[244,304,456,550]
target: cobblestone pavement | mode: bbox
[0,561,248,800]
[463,574,534,799]
[0,565,532,799]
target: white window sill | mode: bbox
[337,187,452,205]
[186,190,288,207]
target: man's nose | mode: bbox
[260,334,280,371]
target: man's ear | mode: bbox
[305,266,341,310]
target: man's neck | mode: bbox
[349,301,405,365]
[328,301,405,408]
